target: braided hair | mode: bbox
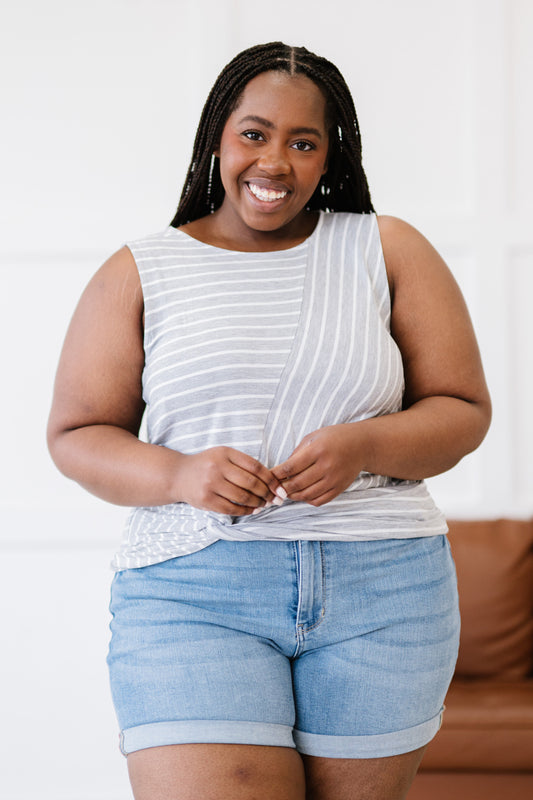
[170,42,374,227]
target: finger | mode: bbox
[272,450,317,483]
[223,461,276,502]
[284,474,341,505]
[227,451,282,499]
[284,476,332,504]
[305,487,340,507]
[218,474,270,509]
[210,492,258,516]
[278,462,323,498]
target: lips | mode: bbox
[245,179,290,204]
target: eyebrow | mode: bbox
[237,114,323,138]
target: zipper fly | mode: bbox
[294,541,326,653]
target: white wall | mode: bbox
[1,1,531,797]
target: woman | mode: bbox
[47,42,491,800]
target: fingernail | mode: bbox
[275,486,288,500]
[272,496,284,506]
[252,507,263,516]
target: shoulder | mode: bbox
[126,227,179,254]
[94,245,138,285]
[376,215,450,295]
[319,210,377,234]
[322,211,372,223]
[376,214,434,254]
[83,246,143,317]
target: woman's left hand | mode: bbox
[271,424,366,506]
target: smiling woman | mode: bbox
[47,41,491,800]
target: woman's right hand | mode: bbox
[174,447,283,516]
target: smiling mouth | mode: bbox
[247,183,289,203]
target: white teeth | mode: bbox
[248,183,288,202]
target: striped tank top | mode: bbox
[111,211,447,570]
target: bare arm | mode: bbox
[272,216,491,504]
[47,247,281,514]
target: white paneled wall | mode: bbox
[1,1,531,797]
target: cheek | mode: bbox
[217,153,239,193]
[217,142,248,185]
[302,157,328,187]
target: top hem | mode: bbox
[110,525,448,571]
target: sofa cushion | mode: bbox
[447,519,533,679]
[409,773,533,799]
[420,679,533,771]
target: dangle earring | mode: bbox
[207,153,216,212]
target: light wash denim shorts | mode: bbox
[107,536,460,758]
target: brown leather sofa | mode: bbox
[407,518,533,799]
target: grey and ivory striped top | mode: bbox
[111,211,447,570]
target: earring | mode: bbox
[207,153,216,208]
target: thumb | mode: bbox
[272,446,309,481]
[271,458,293,481]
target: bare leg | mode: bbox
[127,743,306,800]
[303,746,427,800]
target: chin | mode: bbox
[243,206,301,233]
[248,217,290,232]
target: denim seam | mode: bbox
[293,542,326,639]
[300,541,327,634]
[291,541,302,656]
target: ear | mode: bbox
[213,146,220,158]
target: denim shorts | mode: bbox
[107,536,460,758]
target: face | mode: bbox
[213,70,330,241]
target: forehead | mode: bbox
[231,70,328,128]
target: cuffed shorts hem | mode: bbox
[119,708,443,758]
[294,708,444,759]
[120,720,295,756]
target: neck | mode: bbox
[191,207,319,252]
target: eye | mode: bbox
[291,140,315,152]
[242,130,265,142]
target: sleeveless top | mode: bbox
[111,211,447,570]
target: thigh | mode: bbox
[128,743,306,800]
[302,747,427,800]
[293,536,460,758]
[107,542,297,753]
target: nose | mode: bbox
[256,142,290,175]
